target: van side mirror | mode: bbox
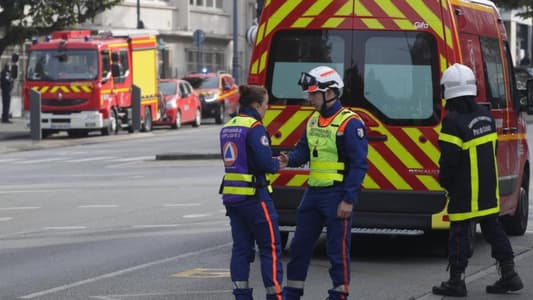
[525,79,533,114]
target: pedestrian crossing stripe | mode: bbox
[223,142,238,167]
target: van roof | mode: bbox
[464,0,500,14]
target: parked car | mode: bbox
[182,72,239,124]
[153,79,202,129]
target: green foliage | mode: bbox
[0,0,121,56]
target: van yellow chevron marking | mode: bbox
[417,175,442,191]
[304,0,333,16]
[402,127,440,166]
[336,0,353,15]
[259,51,268,74]
[354,0,371,17]
[266,1,302,37]
[270,110,313,146]
[287,174,308,187]
[362,173,379,189]
[262,107,283,127]
[376,0,406,18]
[362,18,385,29]
[368,144,412,189]
[293,17,314,28]
[323,17,345,28]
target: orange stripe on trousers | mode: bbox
[342,218,349,296]
[261,202,282,299]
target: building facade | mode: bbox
[501,8,533,66]
[84,0,257,83]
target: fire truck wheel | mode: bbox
[193,109,201,127]
[502,185,529,236]
[215,103,225,124]
[142,108,153,132]
[280,231,289,249]
[42,130,52,138]
[102,109,118,136]
[171,111,182,129]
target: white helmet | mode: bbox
[440,63,477,100]
[298,65,344,93]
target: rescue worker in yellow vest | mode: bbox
[432,64,523,297]
[219,85,283,300]
[280,66,368,300]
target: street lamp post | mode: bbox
[232,0,239,84]
[136,0,144,29]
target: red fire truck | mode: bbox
[23,30,160,137]
[248,0,532,247]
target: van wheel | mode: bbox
[215,103,225,124]
[502,186,529,236]
[171,111,182,129]
[141,108,153,132]
[193,109,201,127]
[280,231,289,249]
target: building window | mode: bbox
[191,0,221,9]
[186,48,225,74]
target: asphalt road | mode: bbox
[0,123,532,300]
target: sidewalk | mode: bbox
[0,117,28,140]
[419,246,533,299]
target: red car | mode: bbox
[182,72,239,124]
[154,79,202,129]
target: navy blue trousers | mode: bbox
[226,195,283,300]
[448,216,514,271]
[285,188,351,300]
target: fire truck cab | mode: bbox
[24,30,160,137]
[248,0,533,246]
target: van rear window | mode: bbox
[267,30,441,126]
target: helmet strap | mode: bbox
[320,91,337,114]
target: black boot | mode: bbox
[486,259,523,294]
[432,267,467,297]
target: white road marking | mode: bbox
[19,242,232,299]
[0,217,13,222]
[15,158,64,164]
[0,158,20,163]
[0,206,40,210]
[0,190,56,194]
[65,156,116,163]
[78,205,119,208]
[43,226,87,230]
[131,224,180,228]
[182,214,211,218]
[164,203,201,207]
[115,156,153,162]
[90,290,233,299]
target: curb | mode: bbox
[155,153,220,160]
